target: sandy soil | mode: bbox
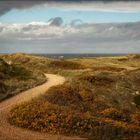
[0,74,86,140]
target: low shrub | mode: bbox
[3,65,32,80]
[78,73,115,87]
[134,95,140,107]
[44,85,83,107]
[0,81,7,93]
[10,100,140,139]
[99,108,131,122]
[48,60,85,70]
[131,113,140,126]
[10,101,96,136]
[92,66,126,72]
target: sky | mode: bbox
[0,0,140,54]
[1,7,140,24]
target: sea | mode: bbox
[32,53,128,59]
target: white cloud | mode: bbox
[0,21,78,40]
[0,21,140,53]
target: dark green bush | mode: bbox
[3,65,32,80]
[134,95,140,107]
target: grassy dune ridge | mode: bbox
[0,54,47,101]
[7,53,140,140]
[0,53,88,101]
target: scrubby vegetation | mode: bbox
[134,95,140,107]
[1,53,140,139]
[48,60,86,70]
[0,56,46,101]
[92,66,126,72]
[10,68,140,139]
[0,59,31,80]
[0,53,89,101]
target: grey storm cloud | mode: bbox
[0,0,140,16]
[48,17,63,26]
[0,1,46,16]
[0,21,140,53]
[0,7,11,16]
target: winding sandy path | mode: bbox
[0,74,85,140]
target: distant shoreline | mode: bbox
[0,53,139,59]
[30,53,132,59]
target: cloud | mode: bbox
[0,1,45,16]
[0,0,140,17]
[53,1,140,13]
[0,20,140,53]
[48,17,63,26]
[1,21,140,41]
[70,19,83,27]
[0,7,11,16]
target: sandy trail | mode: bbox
[0,74,85,140]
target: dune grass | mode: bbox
[0,57,46,101]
